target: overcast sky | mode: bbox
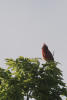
[0,0,67,84]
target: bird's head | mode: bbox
[42,43,48,51]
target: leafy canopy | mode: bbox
[0,56,67,100]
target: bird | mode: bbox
[42,43,54,61]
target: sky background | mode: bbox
[0,0,67,85]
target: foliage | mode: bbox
[0,56,67,100]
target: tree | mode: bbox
[0,56,67,100]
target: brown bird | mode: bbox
[42,43,54,61]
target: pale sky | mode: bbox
[0,0,67,84]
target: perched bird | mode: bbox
[42,43,54,61]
